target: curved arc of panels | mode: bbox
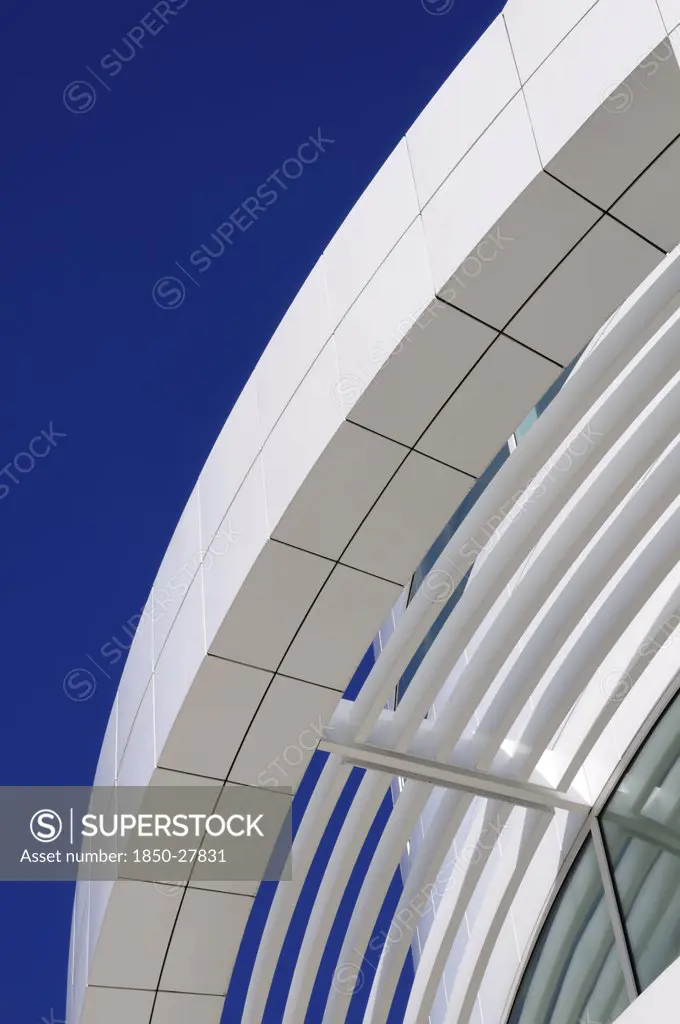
[399,364,680,1019]
[403,488,680,1023]
[239,9,680,1019]
[253,249,680,1024]
[340,444,680,1022]
[543,598,680,802]
[244,244,680,1024]
[293,267,680,1024]
[405,476,680,1014]
[350,250,680,750]
[407,627,680,1024]
[70,9,543,1021]
[551,558,680,778]
[416,356,680,758]
[403,798,518,1024]
[246,9,680,1011]
[359,805,550,1024]
[244,758,352,997]
[442,811,567,1024]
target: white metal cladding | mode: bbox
[245,246,680,1024]
[69,2,680,1023]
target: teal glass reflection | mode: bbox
[508,840,629,1024]
[601,690,680,992]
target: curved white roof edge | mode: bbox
[69,1,680,1021]
[298,250,680,1024]
[244,240,680,1024]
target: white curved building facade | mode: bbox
[68,2,680,1022]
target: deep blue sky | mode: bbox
[0,0,503,1018]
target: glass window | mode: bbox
[508,839,629,1024]
[408,442,510,602]
[601,690,680,992]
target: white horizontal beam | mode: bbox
[319,737,590,813]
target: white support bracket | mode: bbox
[319,736,590,814]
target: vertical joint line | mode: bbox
[590,817,639,1004]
